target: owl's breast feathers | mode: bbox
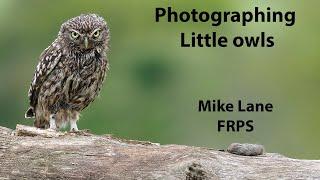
[62,51,108,111]
[26,40,108,118]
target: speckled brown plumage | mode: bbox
[25,14,110,130]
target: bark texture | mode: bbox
[0,124,319,180]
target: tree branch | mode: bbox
[0,124,319,179]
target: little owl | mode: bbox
[25,14,110,131]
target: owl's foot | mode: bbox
[49,114,57,130]
[70,120,78,132]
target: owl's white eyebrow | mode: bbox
[89,28,101,36]
[70,29,82,35]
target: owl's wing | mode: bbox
[26,40,63,117]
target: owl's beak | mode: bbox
[84,37,89,49]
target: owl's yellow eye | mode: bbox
[93,30,100,38]
[71,31,79,39]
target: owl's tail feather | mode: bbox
[25,107,35,119]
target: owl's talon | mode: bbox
[70,120,78,132]
[70,128,78,132]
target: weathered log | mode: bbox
[0,124,319,179]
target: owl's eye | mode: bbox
[70,31,80,39]
[92,30,100,38]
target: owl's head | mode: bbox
[59,14,109,53]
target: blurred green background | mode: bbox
[0,0,319,159]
